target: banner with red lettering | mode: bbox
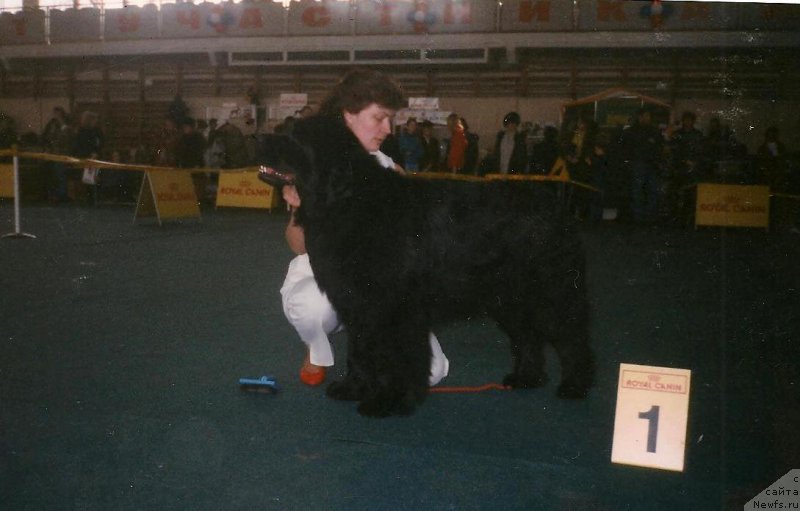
[135,170,201,225]
[10,0,800,44]
[577,0,734,31]
[161,2,218,38]
[694,183,770,229]
[499,0,573,32]
[216,171,280,211]
[105,5,159,41]
[288,0,352,36]
[225,2,286,37]
[0,10,46,45]
[355,0,495,35]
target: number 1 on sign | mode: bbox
[638,405,660,453]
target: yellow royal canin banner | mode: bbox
[216,171,279,211]
[0,164,14,198]
[135,170,201,225]
[695,183,770,229]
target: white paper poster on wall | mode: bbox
[205,104,257,131]
[395,109,452,126]
[408,97,440,110]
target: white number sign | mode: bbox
[611,363,692,472]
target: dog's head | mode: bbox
[255,133,307,188]
[255,116,366,215]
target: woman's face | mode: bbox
[344,103,395,152]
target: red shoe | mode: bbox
[300,366,326,386]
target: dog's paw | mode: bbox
[556,381,591,399]
[357,393,417,418]
[503,372,548,389]
[326,379,364,401]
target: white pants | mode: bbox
[280,254,449,386]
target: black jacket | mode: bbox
[493,131,528,174]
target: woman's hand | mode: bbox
[285,210,306,255]
[282,184,301,209]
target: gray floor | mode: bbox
[1,203,797,510]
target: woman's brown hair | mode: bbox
[318,68,405,117]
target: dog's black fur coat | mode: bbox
[258,115,593,417]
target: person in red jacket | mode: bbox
[445,112,467,173]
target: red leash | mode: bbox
[429,383,511,394]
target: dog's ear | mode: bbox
[291,116,359,210]
[254,133,310,180]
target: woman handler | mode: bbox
[279,69,450,387]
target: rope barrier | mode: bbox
[0,147,258,174]
[771,192,800,201]
[429,383,511,393]
[0,146,605,238]
[0,148,602,189]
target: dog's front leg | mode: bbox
[352,318,431,418]
[326,327,370,402]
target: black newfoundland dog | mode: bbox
[258,115,593,417]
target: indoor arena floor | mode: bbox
[1,202,798,510]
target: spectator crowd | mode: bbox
[0,102,797,228]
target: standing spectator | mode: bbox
[277,115,296,136]
[154,118,180,167]
[530,125,560,174]
[167,94,190,126]
[203,118,217,141]
[73,111,104,159]
[462,117,480,175]
[398,118,423,171]
[72,111,104,203]
[669,111,704,182]
[493,111,528,174]
[756,126,788,189]
[100,148,134,202]
[176,117,208,202]
[379,130,402,166]
[667,111,704,221]
[215,118,248,168]
[418,120,440,172]
[0,112,16,149]
[296,105,314,119]
[564,117,605,222]
[41,107,71,201]
[49,110,74,202]
[204,118,222,168]
[564,117,597,181]
[618,107,664,224]
[176,117,206,169]
[704,117,747,170]
[445,112,467,173]
[757,126,786,161]
[41,107,68,153]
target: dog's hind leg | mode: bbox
[491,309,548,389]
[550,311,594,399]
[545,275,594,399]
